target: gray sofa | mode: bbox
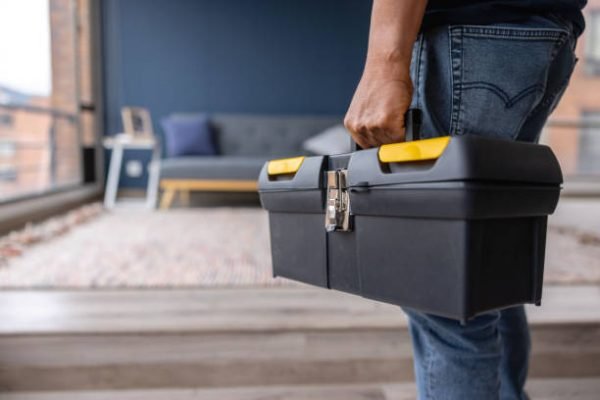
[158,114,342,207]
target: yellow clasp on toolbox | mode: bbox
[378,137,450,163]
[267,156,305,176]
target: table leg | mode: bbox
[160,188,176,209]
[146,145,161,209]
[104,143,124,209]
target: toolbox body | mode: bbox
[258,134,562,321]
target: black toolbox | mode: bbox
[258,116,562,321]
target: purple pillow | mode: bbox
[161,114,217,157]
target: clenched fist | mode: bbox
[344,70,413,149]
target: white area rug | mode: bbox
[0,206,290,288]
[0,201,598,288]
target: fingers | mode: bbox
[343,74,413,148]
[353,127,372,149]
[344,115,406,148]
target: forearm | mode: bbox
[364,0,428,78]
[344,0,428,147]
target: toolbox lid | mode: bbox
[258,155,325,192]
[258,155,326,214]
[348,135,563,188]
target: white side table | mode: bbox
[103,134,161,209]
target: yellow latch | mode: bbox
[378,137,450,163]
[267,156,305,176]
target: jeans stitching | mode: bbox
[462,33,566,41]
[449,24,569,139]
[461,82,545,108]
[423,324,434,400]
[449,26,463,135]
[460,26,568,38]
[415,33,425,110]
[447,28,454,134]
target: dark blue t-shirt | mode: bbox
[424,0,587,35]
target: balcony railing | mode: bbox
[0,104,82,203]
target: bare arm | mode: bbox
[344,0,427,148]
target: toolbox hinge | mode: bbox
[325,169,352,232]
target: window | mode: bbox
[0,0,99,202]
[578,112,600,174]
[0,113,13,127]
[0,141,16,157]
[0,165,17,181]
[0,139,16,181]
[586,11,600,74]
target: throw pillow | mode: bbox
[161,114,217,157]
[302,124,352,155]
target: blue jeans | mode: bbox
[404,14,578,400]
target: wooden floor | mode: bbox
[1,285,599,335]
[0,286,405,335]
[0,286,599,395]
[3,379,600,400]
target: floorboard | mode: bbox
[3,379,600,400]
[0,286,598,336]
[1,286,598,391]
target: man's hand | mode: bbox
[344,66,413,148]
[344,0,427,148]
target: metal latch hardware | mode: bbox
[325,169,352,232]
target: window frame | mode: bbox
[0,0,103,230]
[585,10,600,75]
[576,110,600,176]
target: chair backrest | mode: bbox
[121,107,154,137]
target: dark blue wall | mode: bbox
[103,0,371,135]
[102,0,371,187]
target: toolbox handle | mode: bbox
[350,109,423,152]
[404,108,423,142]
[267,156,305,177]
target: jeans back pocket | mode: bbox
[449,25,570,140]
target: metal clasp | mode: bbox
[325,169,352,232]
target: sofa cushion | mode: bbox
[160,157,268,181]
[209,114,343,157]
[161,114,217,157]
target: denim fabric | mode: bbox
[404,307,531,400]
[404,15,578,400]
[411,15,578,142]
